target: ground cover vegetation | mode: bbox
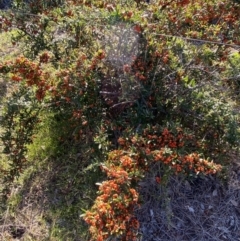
[0,0,240,240]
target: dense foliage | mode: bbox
[0,0,240,240]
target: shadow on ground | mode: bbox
[0,145,104,241]
[1,151,240,241]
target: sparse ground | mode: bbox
[1,154,240,241]
[136,156,240,241]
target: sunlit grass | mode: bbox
[0,30,21,62]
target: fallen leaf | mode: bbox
[230,199,238,207]
[212,189,218,197]
[187,206,194,213]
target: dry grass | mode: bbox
[0,155,59,240]
[135,157,240,241]
[0,154,239,241]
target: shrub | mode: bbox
[83,125,222,240]
[0,0,239,240]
